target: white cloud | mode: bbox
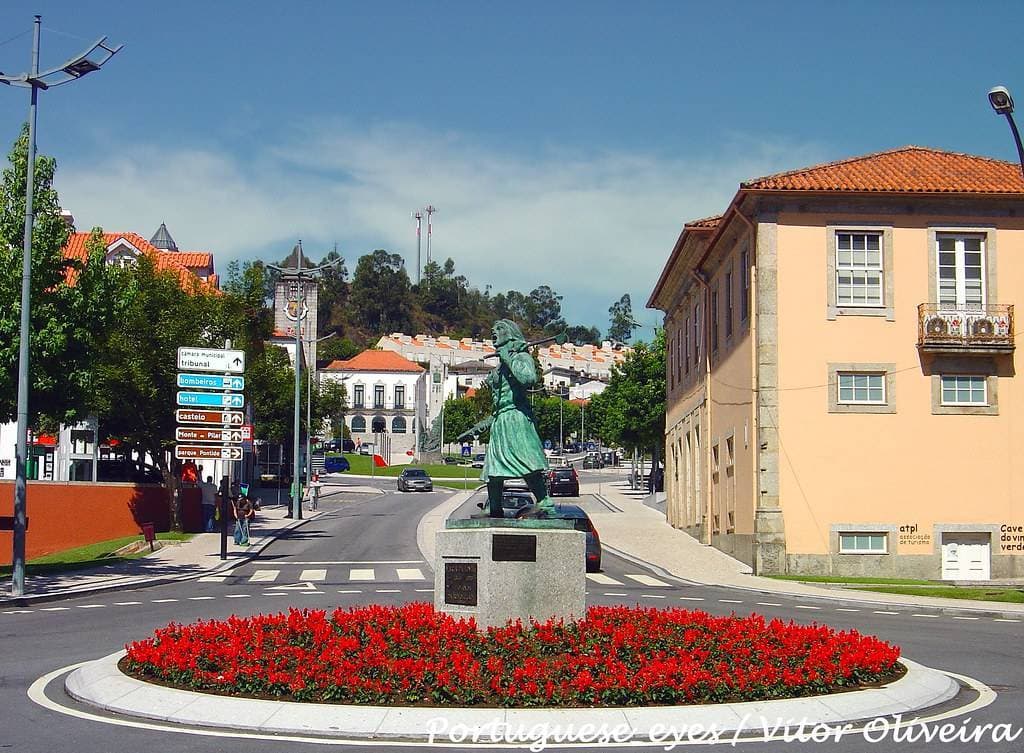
[54,122,825,330]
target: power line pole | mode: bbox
[424,205,437,267]
[412,210,423,285]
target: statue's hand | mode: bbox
[456,429,474,442]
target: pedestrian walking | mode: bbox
[199,476,218,532]
[233,493,254,546]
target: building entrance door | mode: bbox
[941,532,991,580]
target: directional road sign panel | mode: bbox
[177,347,245,374]
[175,445,243,461]
[177,373,245,390]
[176,427,244,443]
[177,391,245,408]
[175,409,244,426]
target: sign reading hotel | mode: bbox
[177,391,245,408]
[176,347,245,374]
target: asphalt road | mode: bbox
[2,476,1022,752]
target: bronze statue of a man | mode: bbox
[457,320,556,517]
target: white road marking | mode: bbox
[337,589,362,594]
[266,582,318,591]
[953,616,980,621]
[376,589,400,593]
[414,588,434,592]
[913,614,939,618]
[248,570,280,583]
[223,594,250,599]
[873,611,899,615]
[299,569,327,581]
[396,568,425,581]
[114,601,142,606]
[188,596,215,601]
[151,599,178,603]
[284,560,423,565]
[993,618,1020,623]
[77,604,105,609]
[604,592,628,597]
[756,602,782,607]
[41,607,69,611]
[835,608,860,612]
[678,596,705,601]
[624,574,670,587]
[640,594,666,599]
[3,609,33,614]
[794,605,820,610]
[586,573,622,585]
[718,599,743,604]
[349,568,375,581]
[197,576,226,583]
[263,593,288,597]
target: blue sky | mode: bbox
[2,1,1023,335]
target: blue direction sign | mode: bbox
[176,373,245,391]
[177,391,245,408]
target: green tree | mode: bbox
[350,249,413,333]
[440,397,480,445]
[565,324,602,346]
[317,336,361,366]
[0,128,116,428]
[588,330,665,458]
[527,285,566,335]
[607,293,636,344]
[313,378,348,439]
[316,247,350,338]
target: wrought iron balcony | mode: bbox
[917,303,1014,354]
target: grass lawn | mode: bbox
[341,453,479,479]
[0,531,194,577]
[858,585,1024,603]
[767,574,936,586]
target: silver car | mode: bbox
[397,468,433,492]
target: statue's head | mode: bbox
[492,319,526,348]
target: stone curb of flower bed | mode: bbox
[65,652,958,742]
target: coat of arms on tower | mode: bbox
[285,299,308,322]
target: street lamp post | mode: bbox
[988,86,1024,179]
[268,248,343,521]
[306,332,337,494]
[1,16,121,598]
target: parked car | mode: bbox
[548,467,579,496]
[582,453,604,469]
[503,478,530,493]
[397,468,433,492]
[500,491,534,518]
[358,442,375,456]
[323,455,350,473]
[516,503,601,571]
[342,439,355,453]
[471,453,486,468]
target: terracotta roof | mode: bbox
[177,251,214,269]
[684,214,722,229]
[64,232,217,292]
[323,350,425,373]
[742,146,1024,194]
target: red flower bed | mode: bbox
[122,603,900,707]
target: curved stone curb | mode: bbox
[66,652,958,742]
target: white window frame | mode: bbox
[940,375,987,406]
[835,231,884,308]
[837,372,886,405]
[936,233,986,310]
[839,532,888,554]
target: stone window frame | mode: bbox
[929,355,998,415]
[827,362,897,414]
[826,224,895,320]
[926,225,998,304]
[831,523,897,555]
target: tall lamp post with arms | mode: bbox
[988,86,1024,178]
[1,16,121,598]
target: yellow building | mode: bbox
[648,147,1024,580]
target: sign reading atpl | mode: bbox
[177,347,245,374]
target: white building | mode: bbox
[376,333,629,429]
[320,350,427,464]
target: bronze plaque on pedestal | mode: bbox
[444,561,478,606]
[491,533,537,562]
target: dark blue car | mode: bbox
[323,455,350,473]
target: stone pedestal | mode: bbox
[434,520,586,629]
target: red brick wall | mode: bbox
[0,481,171,564]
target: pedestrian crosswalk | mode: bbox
[199,566,673,588]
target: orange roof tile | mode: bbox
[64,232,217,292]
[177,251,214,269]
[684,214,722,229]
[323,350,425,373]
[742,146,1024,194]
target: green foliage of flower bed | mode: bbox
[122,603,901,707]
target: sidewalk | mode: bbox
[587,475,1024,618]
[1,503,320,606]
